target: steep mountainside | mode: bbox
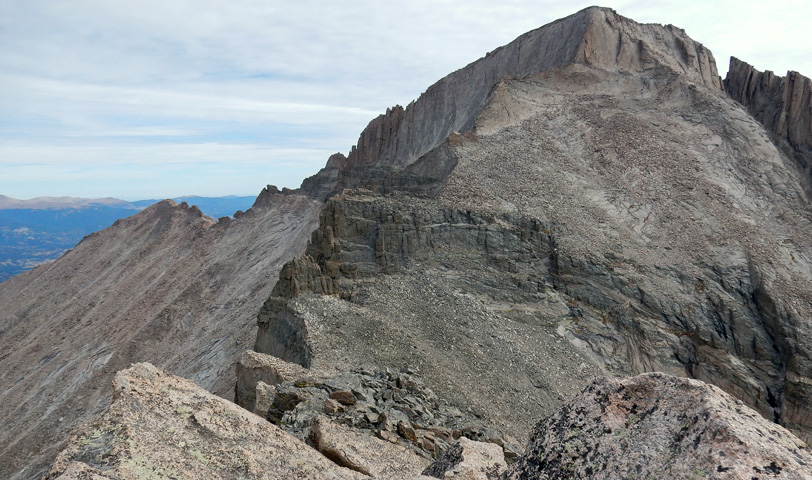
[2,6,812,479]
[252,6,812,446]
[725,57,812,198]
[0,193,320,479]
[300,6,721,200]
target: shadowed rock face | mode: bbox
[725,58,812,154]
[505,373,812,480]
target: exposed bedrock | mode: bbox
[52,365,812,480]
[253,59,812,443]
[505,373,812,480]
[254,188,812,442]
[725,58,812,154]
[256,191,602,435]
[725,57,812,198]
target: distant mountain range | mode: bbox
[0,195,256,282]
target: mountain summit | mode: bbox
[2,7,812,479]
[301,6,722,200]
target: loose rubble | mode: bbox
[237,354,522,462]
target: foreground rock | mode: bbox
[235,351,522,461]
[423,437,506,480]
[47,363,368,480]
[52,366,811,480]
[505,373,812,479]
[309,415,431,478]
[48,362,504,480]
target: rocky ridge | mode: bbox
[253,190,604,435]
[299,6,721,201]
[725,57,812,197]
[44,363,509,480]
[0,193,321,479]
[3,5,812,479]
[47,363,369,480]
[235,351,522,461]
[49,364,812,479]
[252,7,812,446]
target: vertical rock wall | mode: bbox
[725,57,812,195]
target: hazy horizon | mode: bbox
[0,192,259,203]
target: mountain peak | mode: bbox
[300,6,722,200]
[489,5,721,90]
[566,6,721,89]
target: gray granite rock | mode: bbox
[47,363,366,480]
[505,373,812,479]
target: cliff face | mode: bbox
[725,58,812,196]
[300,6,722,200]
[725,58,812,152]
[254,192,602,434]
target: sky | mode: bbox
[1,1,810,201]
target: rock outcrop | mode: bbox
[47,362,510,480]
[505,373,812,479]
[423,437,507,480]
[725,57,811,154]
[50,365,812,480]
[308,415,431,478]
[46,363,368,480]
[725,57,812,196]
[235,351,522,461]
[254,191,604,436]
